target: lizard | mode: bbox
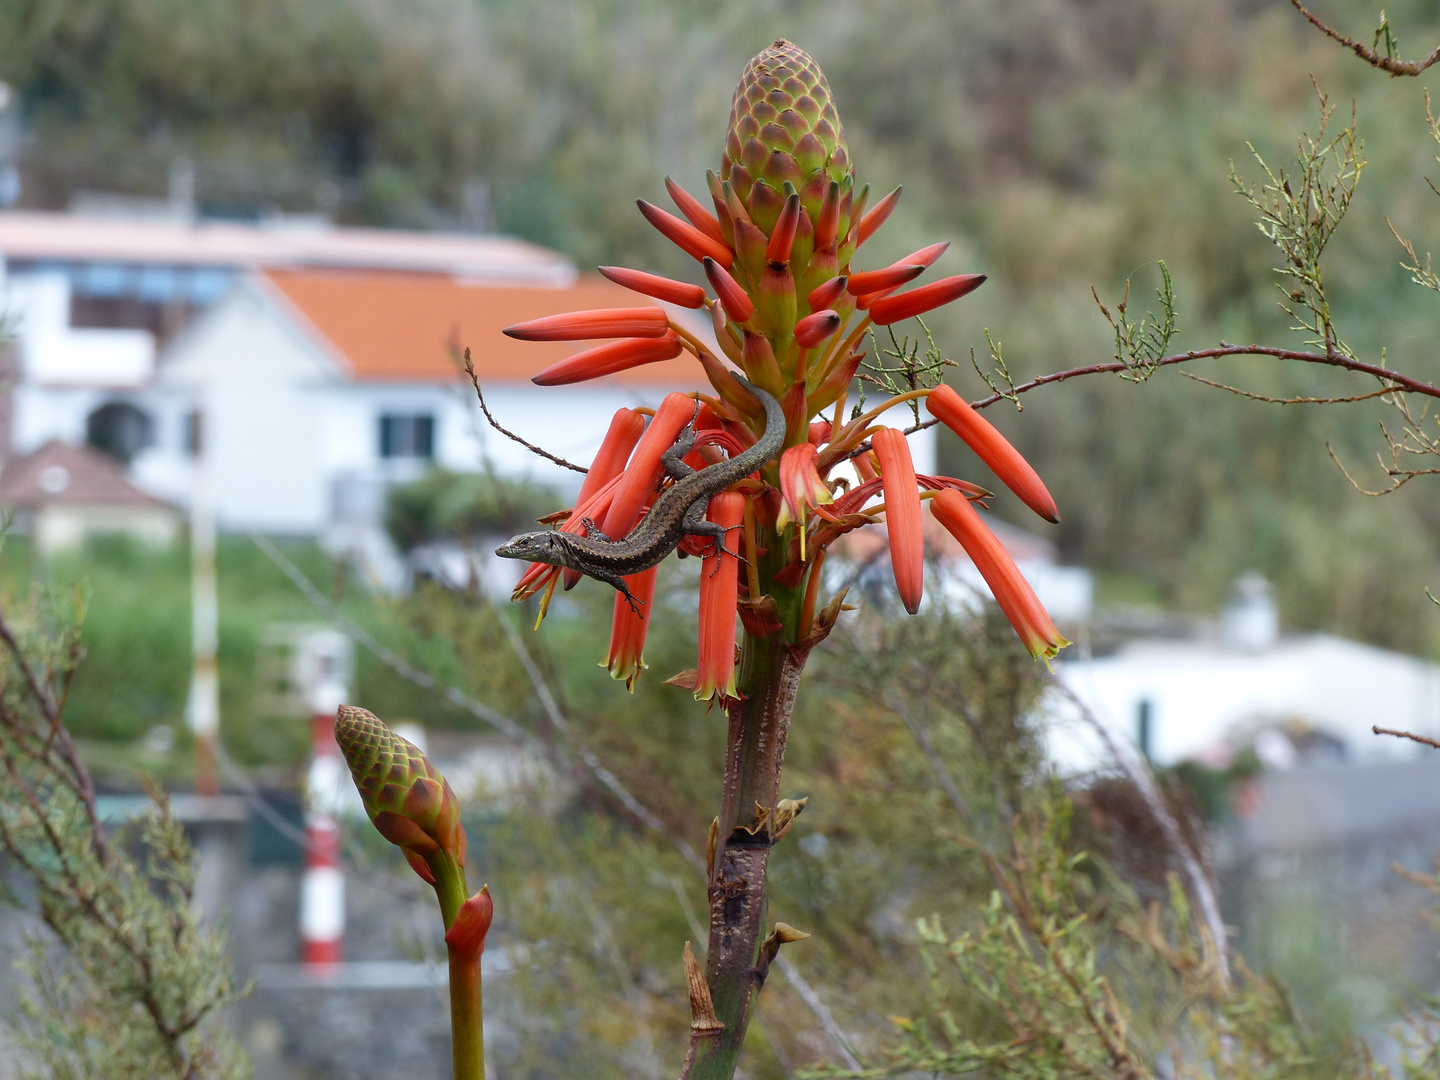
[495,374,785,613]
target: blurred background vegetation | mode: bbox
[6,0,1440,650]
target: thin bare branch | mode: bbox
[1290,0,1440,76]
[1052,680,1230,989]
[459,345,588,474]
[1178,371,1397,405]
[1374,725,1440,749]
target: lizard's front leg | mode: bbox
[661,404,701,481]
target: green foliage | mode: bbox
[0,535,478,772]
[384,468,556,551]
[0,586,248,1079]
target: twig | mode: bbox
[1051,680,1231,990]
[0,606,109,866]
[1179,371,1397,405]
[1373,724,1440,750]
[1289,0,1440,77]
[886,691,972,823]
[460,346,588,474]
[489,594,704,868]
[0,605,60,721]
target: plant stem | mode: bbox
[434,853,484,1080]
[449,946,484,1080]
[685,571,806,1080]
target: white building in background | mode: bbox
[1049,574,1440,772]
[0,212,763,577]
[0,209,951,585]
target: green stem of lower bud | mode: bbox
[432,853,484,1080]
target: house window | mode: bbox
[87,401,155,463]
[379,413,435,459]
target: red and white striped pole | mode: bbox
[300,648,347,969]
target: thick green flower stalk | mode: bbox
[335,705,492,1080]
[497,40,1066,1078]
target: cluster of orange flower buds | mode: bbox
[500,40,1069,691]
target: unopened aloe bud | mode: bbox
[335,705,466,880]
[723,40,852,231]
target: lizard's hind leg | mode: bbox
[595,568,646,615]
[686,505,749,571]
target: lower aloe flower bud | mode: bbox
[856,185,901,246]
[696,493,746,704]
[807,275,847,312]
[638,199,735,267]
[444,885,494,960]
[870,274,986,325]
[931,489,1070,661]
[872,428,924,614]
[666,177,726,245]
[705,256,754,322]
[846,262,924,296]
[776,443,833,558]
[598,266,707,308]
[606,566,658,690]
[794,309,841,349]
[927,384,1059,523]
[766,192,802,264]
[336,705,466,864]
[503,307,670,342]
[532,331,683,385]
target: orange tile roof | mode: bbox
[261,268,708,386]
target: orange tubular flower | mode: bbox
[606,565,658,689]
[807,275,847,311]
[775,443,833,558]
[503,307,671,341]
[531,331,683,386]
[705,256,755,322]
[869,274,987,325]
[927,384,1059,523]
[637,199,735,267]
[766,193,802,264]
[562,408,647,589]
[695,492,746,703]
[901,240,950,268]
[930,489,1070,661]
[846,262,924,296]
[794,309,841,349]
[598,266,707,308]
[666,176,727,244]
[602,393,696,538]
[871,427,924,614]
[856,185,901,245]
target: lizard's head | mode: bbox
[495,530,565,565]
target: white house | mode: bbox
[153,267,717,535]
[0,210,943,577]
[1049,576,1440,771]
